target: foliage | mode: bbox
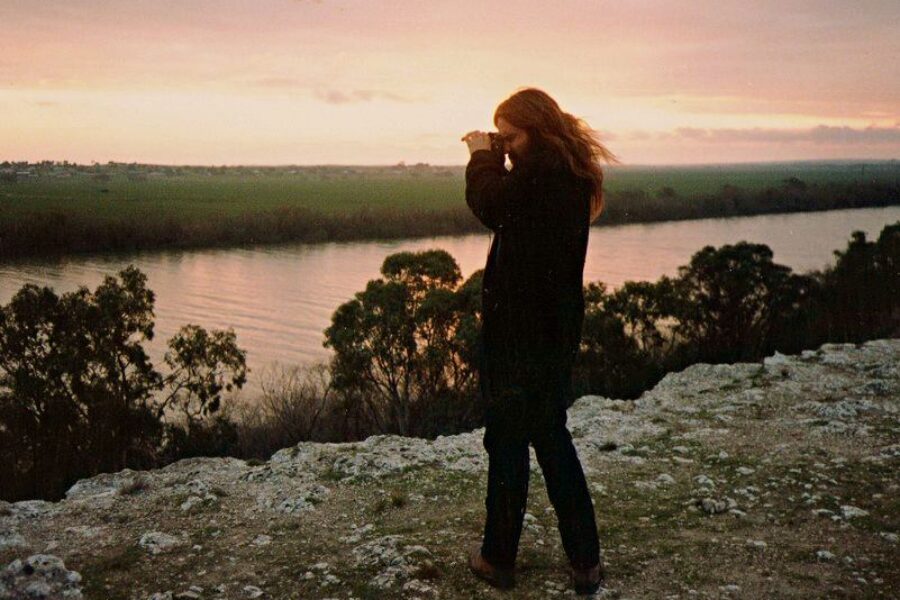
[162,324,247,420]
[574,282,650,399]
[574,221,900,398]
[0,266,246,501]
[667,241,815,362]
[817,222,900,342]
[323,249,482,437]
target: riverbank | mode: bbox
[2,338,898,598]
[2,160,899,261]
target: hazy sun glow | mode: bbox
[2,0,898,165]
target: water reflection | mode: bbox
[2,206,899,393]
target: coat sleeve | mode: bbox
[465,149,532,232]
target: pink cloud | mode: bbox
[638,125,900,145]
[312,89,419,104]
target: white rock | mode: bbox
[840,505,869,519]
[179,495,205,512]
[243,585,265,598]
[0,532,27,550]
[350,535,431,589]
[764,352,790,366]
[139,532,184,555]
[693,474,715,488]
[700,498,728,514]
[0,554,83,599]
[402,578,437,595]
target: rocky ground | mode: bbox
[2,339,898,599]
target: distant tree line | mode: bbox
[1,221,897,501]
[1,178,898,259]
[600,178,900,225]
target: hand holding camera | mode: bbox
[462,130,506,158]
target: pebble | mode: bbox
[693,474,715,488]
[139,531,184,555]
[816,550,836,561]
[243,584,265,598]
[841,505,870,519]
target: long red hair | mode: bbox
[494,87,619,224]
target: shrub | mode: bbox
[0,266,246,501]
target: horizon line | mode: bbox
[5,157,899,170]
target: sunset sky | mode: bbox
[2,0,898,165]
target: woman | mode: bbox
[461,87,618,595]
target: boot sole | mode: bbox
[470,566,515,590]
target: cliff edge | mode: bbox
[2,339,898,599]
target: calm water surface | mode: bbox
[3,206,899,395]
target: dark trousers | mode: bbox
[479,381,601,571]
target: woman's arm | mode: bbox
[465,149,532,232]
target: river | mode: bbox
[3,206,899,397]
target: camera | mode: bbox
[488,132,506,157]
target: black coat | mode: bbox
[465,147,592,415]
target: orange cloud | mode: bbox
[649,125,900,145]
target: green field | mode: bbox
[2,160,898,260]
[607,160,899,194]
[3,161,898,219]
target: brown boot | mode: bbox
[468,543,515,590]
[571,559,605,595]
